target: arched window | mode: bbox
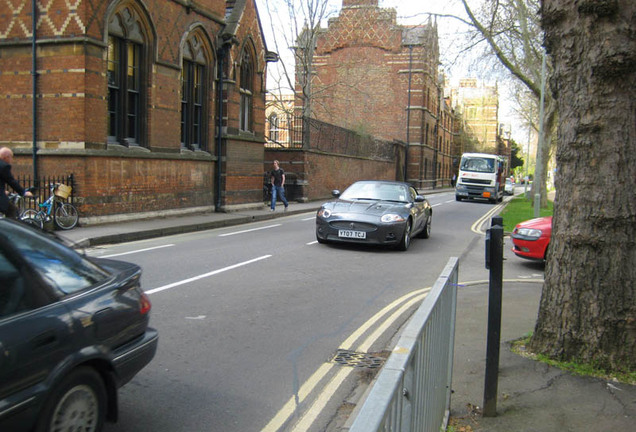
[268,113,279,143]
[107,5,148,147]
[239,49,253,132]
[181,32,211,151]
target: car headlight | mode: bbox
[381,214,406,223]
[317,208,332,218]
[516,228,542,239]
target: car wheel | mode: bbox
[36,367,107,432]
[455,195,462,201]
[317,236,327,244]
[421,215,432,239]
[397,220,412,251]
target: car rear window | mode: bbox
[1,222,109,295]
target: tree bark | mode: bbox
[530,0,636,371]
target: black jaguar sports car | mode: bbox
[315,180,432,251]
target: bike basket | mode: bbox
[54,184,72,199]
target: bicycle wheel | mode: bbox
[21,209,44,229]
[54,203,79,230]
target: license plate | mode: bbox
[338,229,366,239]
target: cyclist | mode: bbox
[0,147,34,219]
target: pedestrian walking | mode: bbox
[0,147,33,219]
[270,160,288,212]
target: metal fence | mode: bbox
[266,115,396,161]
[348,257,459,432]
[8,174,76,212]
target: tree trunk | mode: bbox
[530,0,636,372]
[531,98,557,208]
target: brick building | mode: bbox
[451,78,501,154]
[265,93,299,148]
[0,0,274,221]
[298,0,454,188]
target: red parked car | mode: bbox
[511,216,552,260]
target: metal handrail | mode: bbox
[348,257,459,432]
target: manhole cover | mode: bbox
[332,349,385,369]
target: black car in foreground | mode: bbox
[316,180,432,251]
[0,218,158,432]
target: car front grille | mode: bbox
[330,221,377,231]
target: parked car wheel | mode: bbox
[36,367,107,432]
[397,219,412,251]
[418,215,432,239]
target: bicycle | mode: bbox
[1,187,36,220]
[22,183,79,230]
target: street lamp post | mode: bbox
[524,125,531,197]
[534,51,547,217]
[405,44,413,183]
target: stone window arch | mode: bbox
[181,30,213,151]
[106,3,152,147]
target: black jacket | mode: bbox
[0,160,25,213]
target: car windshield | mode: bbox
[0,221,109,295]
[460,157,495,173]
[340,182,409,202]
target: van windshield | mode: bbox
[460,157,495,173]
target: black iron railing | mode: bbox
[7,174,76,212]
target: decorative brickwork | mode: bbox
[1,0,269,220]
[301,0,454,189]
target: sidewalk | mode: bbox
[58,190,635,432]
[450,241,636,431]
[61,200,323,247]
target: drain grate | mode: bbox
[331,349,385,369]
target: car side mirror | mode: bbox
[332,190,341,198]
[415,195,425,202]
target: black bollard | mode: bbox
[483,216,504,417]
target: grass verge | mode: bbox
[499,194,554,232]
[511,333,636,385]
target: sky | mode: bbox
[256,0,529,143]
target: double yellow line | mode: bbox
[470,201,506,234]
[261,286,432,432]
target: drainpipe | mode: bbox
[31,0,39,183]
[215,43,226,211]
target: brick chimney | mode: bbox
[342,0,378,8]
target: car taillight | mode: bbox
[139,292,152,315]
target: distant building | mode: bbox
[451,79,500,154]
[294,0,454,188]
[265,93,300,148]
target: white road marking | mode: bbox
[219,224,281,237]
[146,255,272,295]
[99,244,174,258]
